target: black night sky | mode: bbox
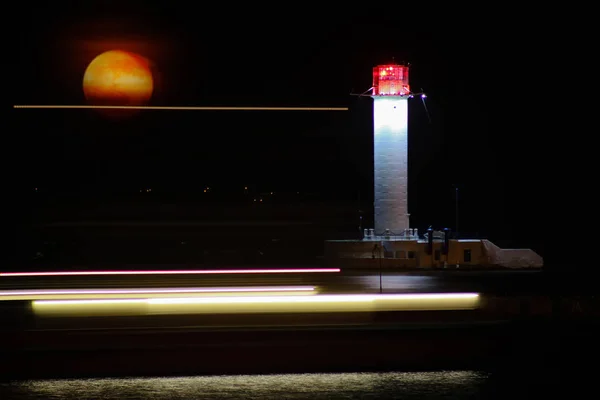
[8,3,543,257]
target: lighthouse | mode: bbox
[324,63,542,269]
[372,64,411,235]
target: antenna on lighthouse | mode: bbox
[420,88,432,123]
[353,87,374,98]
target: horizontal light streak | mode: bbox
[0,268,340,277]
[35,299,148,305]
[0,286,316,301]
[31,293,480,316]
[147,293,478,304]
[13,105,348,111]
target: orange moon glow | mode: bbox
[83,50,153,106]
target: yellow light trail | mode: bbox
[13,105,348,111]
[31,293,481,317]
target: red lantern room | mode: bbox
[372,64,410,96]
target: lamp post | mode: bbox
[372,243,382,294]
[379,244,382,294]
[454,185,459,239]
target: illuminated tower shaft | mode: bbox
[372,64,411,234]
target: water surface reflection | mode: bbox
[1,371,489,399]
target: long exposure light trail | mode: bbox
[13,105,348,111]
[145,293,479,304]
[0,268,340,277]
[0,286,316,301]
[31,293,481,316]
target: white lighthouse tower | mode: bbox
[372,64,411,235]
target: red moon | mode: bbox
[82,50,153,106]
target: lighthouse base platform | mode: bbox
[324,238,543,270]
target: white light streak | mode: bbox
[0,286,316,300]
[0,268,340,277]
